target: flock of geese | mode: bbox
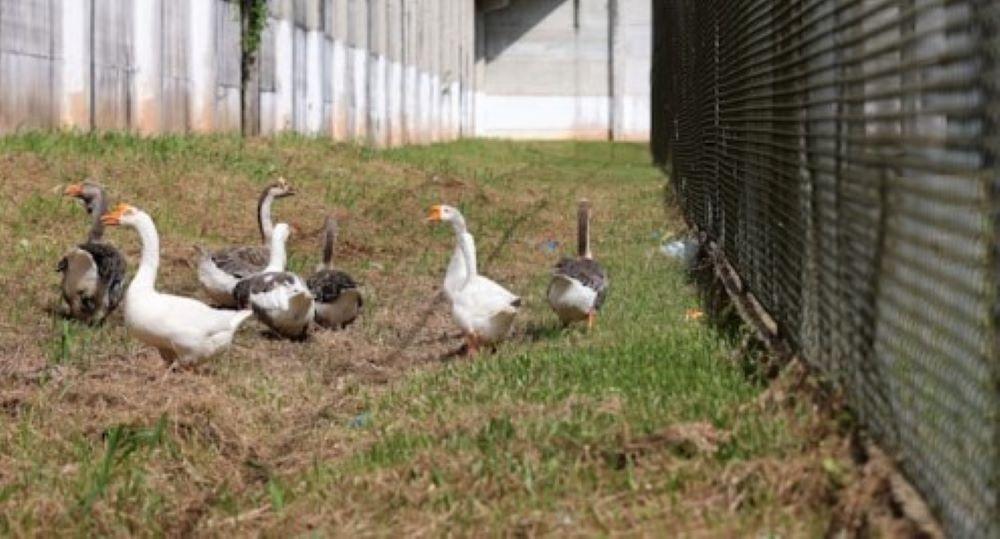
[56,179,608,370]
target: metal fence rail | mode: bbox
[652,1,999,536]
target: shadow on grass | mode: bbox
[521,321,567,343]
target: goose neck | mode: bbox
[265,232,287,273]
[131,212,160,292]
[449,214,467,237]
[321,216,337,270]
[86,191,108,243]
[457,231,478,287]
[258,189,275,243]
[578,203,592,260]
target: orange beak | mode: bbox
[100,203,130,226]
[64,184,84,197]
[426,205,443,222]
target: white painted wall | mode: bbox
[59,0,90,129]
[615,0,651,140]
[4,0,476,145]
[187,0,216,132]
[476,0,650,141]
[2,0,647,144]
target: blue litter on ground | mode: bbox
[349,412,371,428]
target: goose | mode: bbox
[547,199,608,329]
[197,178,295,306]
[232,223,315,340]
[57,182,127,325]
[307,215,363,329]
[439,209,471,303]
[427,205,520,356]
[100,203,253,368]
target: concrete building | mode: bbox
[0,0,650,143]
[475,0,651,140]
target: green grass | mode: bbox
[0,134,849,536]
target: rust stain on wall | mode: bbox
[62,92,90,130]
[189,108,215,134]
[135,98,161,135]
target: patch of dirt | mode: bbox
[610,421,732,469]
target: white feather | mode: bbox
[119,209,252,365]
[547,274,597,324]
[196,252,240,307]
[248,275,315,338]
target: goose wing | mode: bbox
[212,246,269,279]
[307,269,361,305]
[57,247,99,309]
[149,293,253,336]
[460,275,521,314]
[233,271,304,311]
[553,257,608,309]
[81,242,128,311]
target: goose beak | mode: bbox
[277,177,295,196]
[100,203,130,226]
[63,184,83,197]
[426,205,443,223]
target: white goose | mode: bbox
[197,178,295,306]
[428,205,520,355]
[57,182,127,325]
[232,223,315,340]
[101,204,253,368]
[547,199,608,329]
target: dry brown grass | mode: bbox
[0,136,660,535]
[0,135,936,537]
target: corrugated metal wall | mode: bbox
[652,1,1000,537]
[0,0,476,145]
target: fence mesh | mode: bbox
[652,1,1000,536]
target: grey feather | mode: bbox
[211,246,270,279]
[58,242,127,324]
[307,269,361,305]
[232,271,297,309]
[553,257,609,310]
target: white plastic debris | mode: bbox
[660,236,698,267]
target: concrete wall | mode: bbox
[475,0,650,140]
[613,0,650,141]
[0,0,650,142]
[0,0,476,145]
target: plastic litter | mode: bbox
[660,236,698,267]
[348,412,371,429]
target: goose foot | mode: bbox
[465,333,480,358]
[587,311,596,331]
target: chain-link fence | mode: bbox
[652,1,999,536]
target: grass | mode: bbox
[0,134,862,536]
